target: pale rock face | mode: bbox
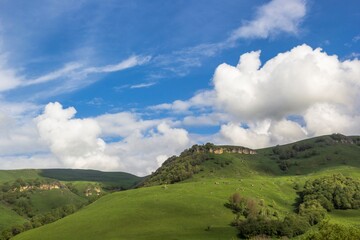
[85,185,102,196]
[16,182,63,192]
[196,145,256,155]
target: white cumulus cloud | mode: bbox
[213,44,360,121]
[106,122,191,176]
[36,102,120,170]
[33,102,191,175]
[155,44,360,149]
[214,44,360,147]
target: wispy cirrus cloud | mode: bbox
[114,81,157,92]
[229,0,306,40]
[0,54,23,92]
[130,82,156,89]
[84,55,151,74]
[23,62,83,86]
[0,55,151,98]
[152,0,307,77]
[352,34,360,43]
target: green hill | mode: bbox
[39,169,142,190]
[12,134,360,239]
[0,170,42,183]
[0,169,143,239]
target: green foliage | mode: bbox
[225,193,310,238]
[270,135,360,172]
[0,168,143,238]
[0,178,87,239]
[142,150,212,186]
[299,200,327,225]
[272,143,317,171]
[304,220,360,240]
[0,202,81,239]
[300,174,360,211]
[142,143,256,186]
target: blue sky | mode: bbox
[0,0,359,175]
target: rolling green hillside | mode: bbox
[13,134,360,240]
[0,169,143,239]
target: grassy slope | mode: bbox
[14,136,360,240]
[0,169,142,235]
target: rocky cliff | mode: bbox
[189,143,256,155]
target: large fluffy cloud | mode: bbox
[106,123,190,176]
[153,44,360,149]
[36,102,120,170]
[0,101,45,155]
[214,44,360,147]
[220,119,307,149]
[34,102,190,175]
[214,44,359,120]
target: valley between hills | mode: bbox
[1,134,359,239]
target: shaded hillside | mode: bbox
[40,169,143,190]
[260,134,360,174]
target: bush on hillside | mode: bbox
[304,220,360,240]
[225,193,310,238]
[300,174,360,211]
[298,199,327,225]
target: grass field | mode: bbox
[13,136,360,239]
